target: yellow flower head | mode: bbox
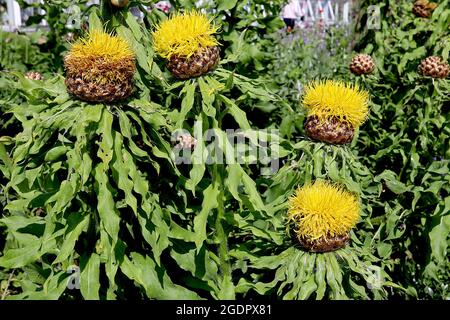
[302,80,369,128]
[287,180,360,243]
[64,30,136,85]
[152,11,219,59]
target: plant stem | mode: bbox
[214,163,233,297]
[1,270,14,300]
[213,97,233,297]
[215,165,228,265]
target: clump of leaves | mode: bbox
[231,142,415,299]
[0,8,286,300]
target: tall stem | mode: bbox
[214,97,233,298]
[214,163,234,299]
[215,164,230,276]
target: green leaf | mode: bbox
[397,47,426,74]
[225,164,243,207]
[186,115,207,194]
[80,253,101,300]
[217,0,238,11]
[217,275,235,300]
[0,234,41,269]
[219,95,251,130]
[377,242,393,259]
[176,82,196,128]
[117,26,151,74]
[96,108,114,166]
[349,279,369,299]
[240,168,267,213]
[170,245,220,293]
[314,254,327,299]
[375,170,409,194]
[88,11,103,32]
[429,209,450,264]
[53,213,90,264]
[298,276,318,300]
[0,215,44,231]
[325,254,345,299]
[46,180,76,214]
[124,12,143,41]
[22,271,69,300]
[44,146,68,162]
[197,77,216,118]
[121,252,200,299]
[194,183,219,249]
[94,164,120,242]
[111,132,138,215]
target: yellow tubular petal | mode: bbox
[64,30,136,84]
[287,181,360,242]
[152,11,219,59]
[302,80,370,128]
[66,30,134,62]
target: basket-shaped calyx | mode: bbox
[302,80,369,145]
[287,181,360,253]
[152,11,220,79]
[418,56,450,79]
[412,0,438,18]
[64,30,136,103]
[349,54,375,75]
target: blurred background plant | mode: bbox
[13,0,93,71]
[0,30,52,73]
[262,21,354,138]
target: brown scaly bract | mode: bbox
[63,30,136,103]
[349,54,375,75]
[412,0,438,18]
[297,233,350,253]
[304,116,355,145]
[418,56,450,79]
[167,46,220,80]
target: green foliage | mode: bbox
[0,74,184,299]
[0,30,53,74]
[0,0,448,301]
[352,0,450,299]
[0,8,287,300]
[230,141,416,299]
[267,24,353,106]
[15,0,92,71]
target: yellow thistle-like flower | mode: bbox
[302,80,369,128]
[152,11,219,59]
[64,30,135,85]
[287,180,360,243]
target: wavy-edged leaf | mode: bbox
[80,253,101,300]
